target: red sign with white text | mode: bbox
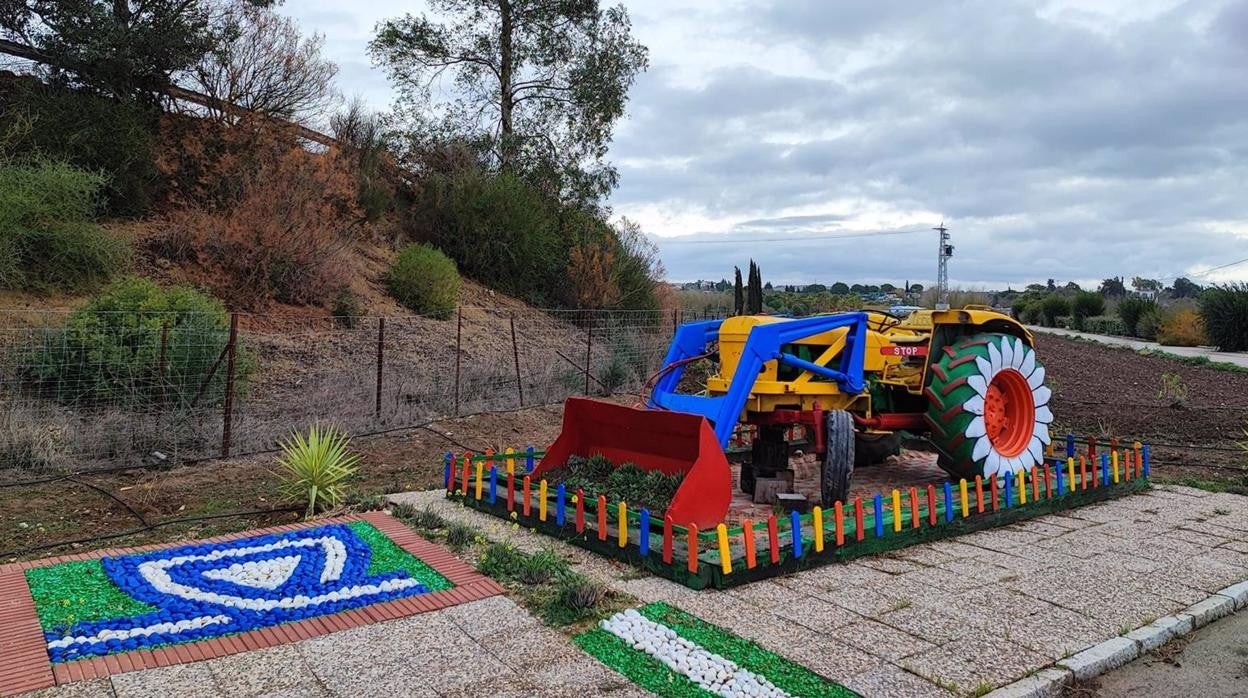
[880,345,928,357]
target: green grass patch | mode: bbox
[26,559,155,634]
[1159,474,1248,496]
[347,521,452,592]
[639,602,859,698]
[476,541,625,627]
[574,628,715,698]
[1136,349,1248,374]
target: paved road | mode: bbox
[1086,607,1248,697]
[1029,326,1248,369]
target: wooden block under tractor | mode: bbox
[753,477,791,504]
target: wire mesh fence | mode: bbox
[0,307,724,475]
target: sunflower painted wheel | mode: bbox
[925,333,1053,480]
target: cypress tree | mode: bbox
[733,267,744,316]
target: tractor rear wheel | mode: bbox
[821,411,855,505]
[854,431,902,468]
[925,333,1053,481]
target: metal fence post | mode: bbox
[157,321,169,405]
[583,315,592,396]
[221,312,238,458]
[375,317,385,420]
[454,307,463,416]
[510,314,524,406]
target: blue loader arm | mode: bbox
[649,313,870,449]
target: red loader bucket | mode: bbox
[532,397,732,529]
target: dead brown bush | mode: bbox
[159,124,363,307]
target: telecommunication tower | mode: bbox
[934,222,952,311]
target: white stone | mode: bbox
[1182,595,1236,629]
[1124,615,1191,653]
[1057,637,1139,681]
[1215,581,1248,611]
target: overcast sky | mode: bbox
[285,0,1248,288]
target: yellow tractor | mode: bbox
[534,307,1052,528]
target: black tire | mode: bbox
[739,461,756,495]
[854,431,902,468]
[821,411,854,506]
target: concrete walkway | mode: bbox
[1030,326,1248,368]
[23,485,1248,698]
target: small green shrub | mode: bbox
[477,542,531,580]
[276,425,361,518]
[409,506,448,531]
[409,170,564,306]
[444,520,478,551]
[1071,291,1106,330]
[331,288,364,328]
[1137,307,1161,341]
[1039,295,1071,327]
[0,81,159,216]
[0,157,104,225]
[0,158,129,291]
[387,243,460,319]
[1083,315,1126,335]
[24,278,246,406]
[1157,372,1188,408]
[1116,296,1155,337]
[1198,284,1248,351]
[1021,304,1043,325]
[605,463,685,513]
[598,354,631,394]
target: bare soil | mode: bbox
[1,404,568,562]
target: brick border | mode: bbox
[0,511,503,696]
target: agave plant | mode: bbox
[275,425,360,518]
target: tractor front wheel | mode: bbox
[925,333,1053,481]
[821,411,855,505]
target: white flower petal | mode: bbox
[972,435,993,461]
[1035,422,1052,446]
[1027,437,1044,465]
[985,450,1003,477]
[1019,344,1036,377]
[1013,338,1028,369]
[1000,339,1014,370]
[1033,385,1052,407]
[1035,405,1054,424]
[1027,365,1046,390]
[988,343,1003,375]
[966,416,987,438]
[976,356,994,380]
[964,394,985,415]
[1022,449,1039,471]
[968,375,989,397]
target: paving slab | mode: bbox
[842,664,955,698]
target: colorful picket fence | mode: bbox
[445,436,1150,589]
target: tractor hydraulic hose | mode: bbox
[638,348,717,409]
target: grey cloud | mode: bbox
[609,1,1248,286]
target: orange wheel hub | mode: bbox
[982,369,1034,458]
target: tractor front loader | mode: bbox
[533,307,1053,528]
